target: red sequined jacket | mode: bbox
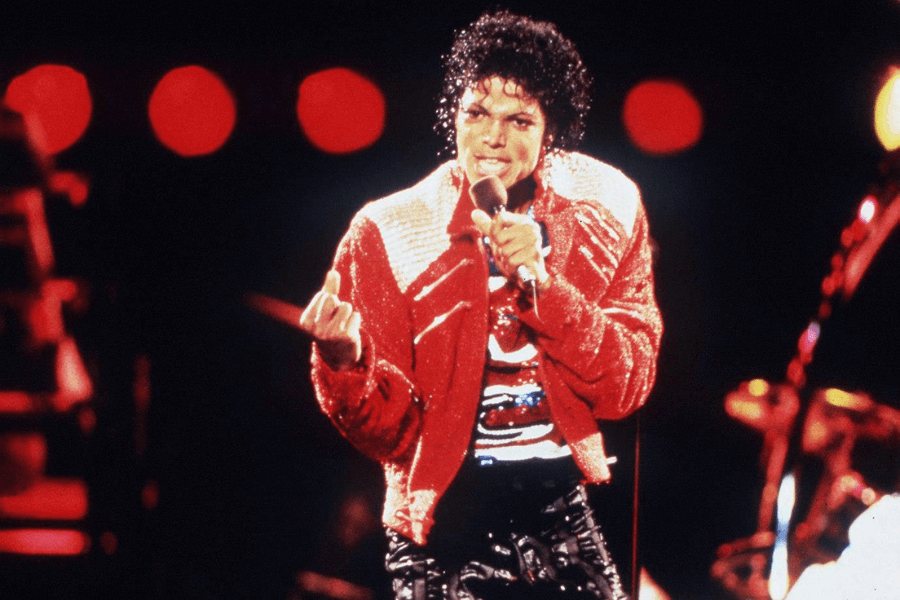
[310,151,662,544]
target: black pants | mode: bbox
[384,458,629,600]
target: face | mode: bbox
[455,76,547,190]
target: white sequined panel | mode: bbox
[359,164,459,294]
[543,152,640,238]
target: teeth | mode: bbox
[477,158,506,175]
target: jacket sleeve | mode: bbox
[519,199,662,420]
[310,214,423,462]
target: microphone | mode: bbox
[470,175,536,290]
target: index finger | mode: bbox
[323,269,341,296]
[493,210,528,227]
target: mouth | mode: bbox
[474,156,510,176]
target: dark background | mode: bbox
[4,1,900,598]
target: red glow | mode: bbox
[141,479,160,511]
[77,406,97,435]
[53,337,93,411]
[623,79,703,155]
[12,188,55,279]
[43,278,80,304]
[148,66,236,157]
[100,531,118,555]
[26,294,65,345]
[0,529,89,556]
[296,571,375,600]
[297,68,386,154]
[134,355,152,456]
[787,358,806,388]
[133,355,152,412]
[0,432,47,475]
[0,392,34,414]
[0,478,88,520]
[49,171,90,207]
[4,64,92,155]
[245,292,304,327]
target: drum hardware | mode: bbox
[713,155,900,598]
[790,389,898,569]
[710,531,775,600]
[725,380,799,533]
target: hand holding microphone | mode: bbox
[470,175,549,293]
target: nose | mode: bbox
[482,118,506,148]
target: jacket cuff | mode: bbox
[310,340,372,413]
[570,432,612,483]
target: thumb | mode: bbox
[323,269,341,295]
[471,209,493,236]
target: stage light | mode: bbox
[297,67,386,154]
[747,378,770,397]
[822,387,870,411]
[622,79,703,155]
[858,196,877,225]
[0,392,32,413]
[148,66,236,157]
[874,68,900,151]
[797,321,821,357]
[0,529,89,556]
[53,337,94,412]
[0,478,88,520]
[769,473,796,600]
[4,64,92,155]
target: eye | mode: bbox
[463,107,485,119]
[513,117,535,129]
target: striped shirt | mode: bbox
[472,215,572,465]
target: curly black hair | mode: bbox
[435,9,593,155]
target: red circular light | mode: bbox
[148,66,236,157]
[623,79,703,155]
[297,68,386,154]
[4,64,92,155]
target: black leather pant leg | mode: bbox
[384,460,629,600]
[384,528,445,600]
[537,483,629,600]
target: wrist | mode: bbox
[317,339,363,371]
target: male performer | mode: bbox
[300,10,662,599]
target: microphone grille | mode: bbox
[470,175,507,215]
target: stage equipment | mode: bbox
[712,151,900,599]
[0,102,94,558]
